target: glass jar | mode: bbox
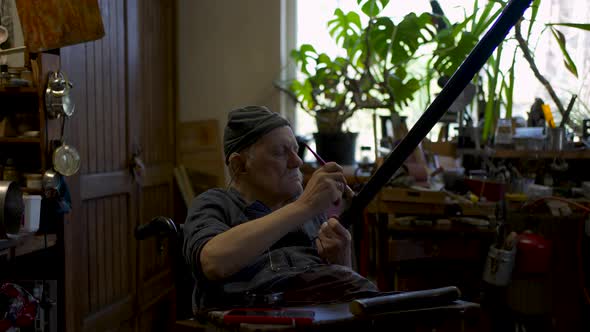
[494,118,513,146]
[360,146,372,166]
[3,158,19,182]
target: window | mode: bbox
[292,0,590,161]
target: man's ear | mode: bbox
[228,152,247,175]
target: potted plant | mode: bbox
[428,0,590,143]
[276,0,437,164]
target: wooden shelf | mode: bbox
[15,233,56,257]
[0,137,41,144]
[0,86,38,95]
[21,187,43,195]
[0,233,56,257]
[458,148,590,159]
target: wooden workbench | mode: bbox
[362,187,496,298]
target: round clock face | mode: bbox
[53,145,81,176]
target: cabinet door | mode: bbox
[60,0,137,331]
[128,0,176,330]
[60,0,176,331]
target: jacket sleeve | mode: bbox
[182,189,232,281]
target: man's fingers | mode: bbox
[344,185,355,200]
[315,238,325,254]
[320,220,350,241]
[319,222,337,241]
[319,162,343,173]
[313,173,346,184]
[327,218,352,241]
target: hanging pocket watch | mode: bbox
[45,71,75,119]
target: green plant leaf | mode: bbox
[385,67,421,108]
[432,0,502,78]
[366,17,394,60]
[290,44,317,75]
[328,9,363,61]
[433,31,478,76]
[547,23,590,31]
[503,48,517,119]
[550,27,578,78]
[526,0,542,40]
[328,9,362,46]
[386,13,435,66]
[357,0,390,17]
[483,43,503,141]
[472,1,494,36]
[290,79,315,110]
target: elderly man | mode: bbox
[183,106,378,312]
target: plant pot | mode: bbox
[313,132,358,165]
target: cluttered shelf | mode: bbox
[458,148,590,159]
[301,163,372,185]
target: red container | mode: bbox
[514,232,552,275]
[464,177,506,201]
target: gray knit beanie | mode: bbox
[223,106,291,164]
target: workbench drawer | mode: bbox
[388,238,481,262]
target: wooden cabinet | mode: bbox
[1,1,176,331]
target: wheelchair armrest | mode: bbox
[135,216,181,240]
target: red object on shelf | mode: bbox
[514,231,552,275]
[223,308,314,326]
[464,177,506,201]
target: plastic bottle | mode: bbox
[0,64,9,86]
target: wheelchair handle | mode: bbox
[135,216,178,240]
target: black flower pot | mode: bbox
[313,132,359,165]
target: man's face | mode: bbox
[242,126,304,205]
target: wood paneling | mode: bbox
[82,295,135,332]
[60,0,176,330]
[83,195,132,315]
[131,0,174,166]
[177,120,224,186]
[138,185,172,283]
[137,290,175,332]
[132,0,176,329]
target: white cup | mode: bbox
[23,195,42,233]
[482,245,517,287]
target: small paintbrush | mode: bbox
[300,142,354,213]
[301,141,326,166]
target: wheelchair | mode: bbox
[135,216,480,331]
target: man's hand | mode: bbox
[316,218,352,268]
[297,162,347,215]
